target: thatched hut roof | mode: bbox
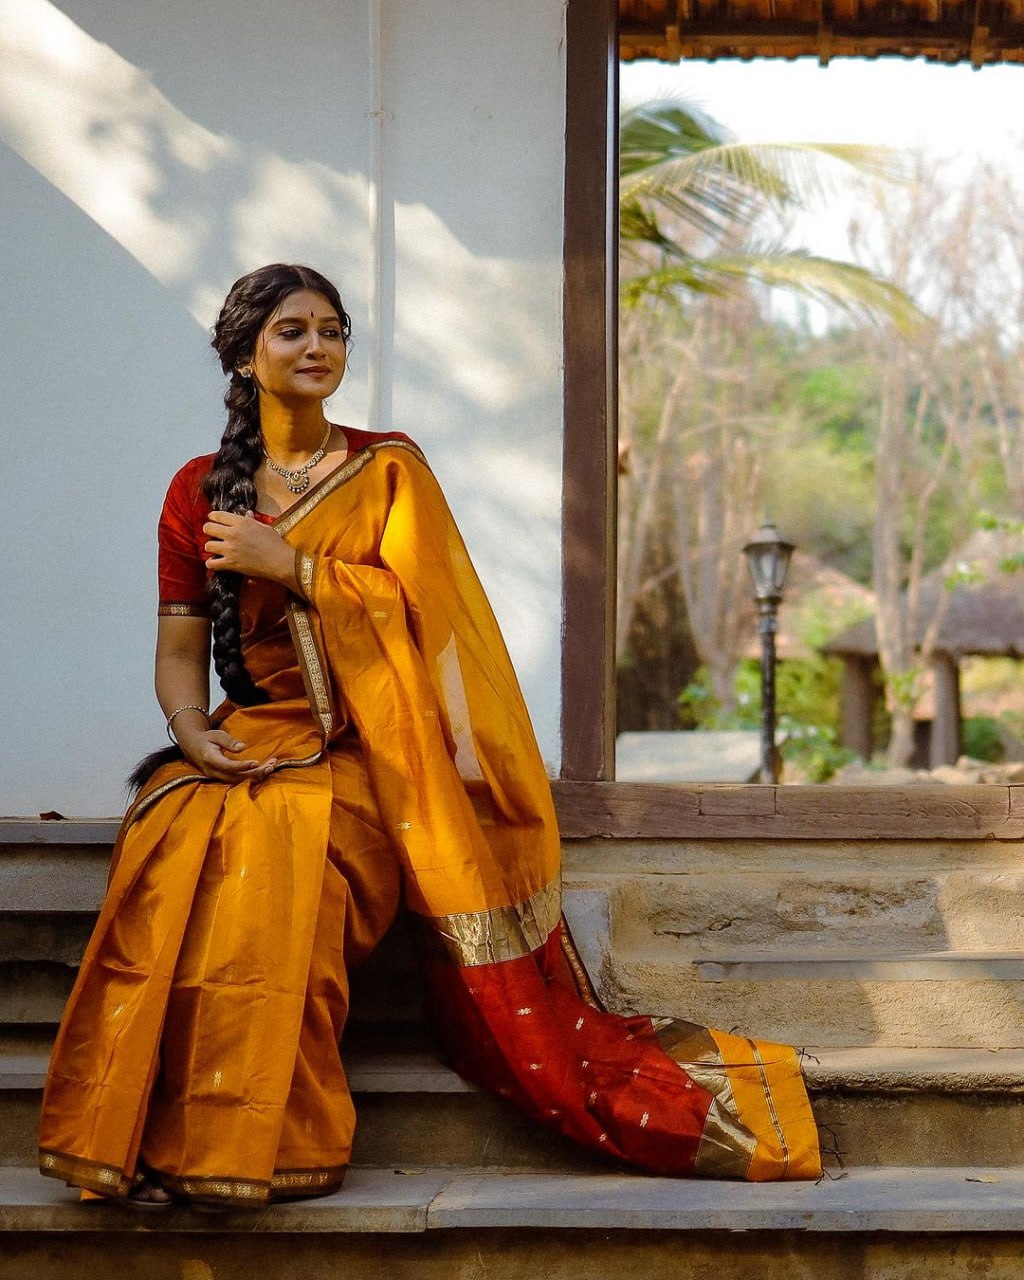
[823,527,1024,660]
[620,0,1024,66]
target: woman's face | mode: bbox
[246,289,347,404]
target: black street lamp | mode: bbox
[743,520,795,785]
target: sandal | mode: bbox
[124,1170,175,1210]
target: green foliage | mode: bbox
[796,362,876,450]
[781,722,858,784]
[962,716,1005,763]
[679,651,858,782]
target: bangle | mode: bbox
[166,704,210,744]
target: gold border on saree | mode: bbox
[158,601,210,617]
[161,1164,346,1206]
[39,1149,346,1206]
[287,601,335,739]
[422,876,562,967]
[274,437,430,536]
[40,1149,133,1198]
[652,1020,759,1179]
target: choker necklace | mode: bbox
[262,422,332,494]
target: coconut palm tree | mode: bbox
[619,98,920,330]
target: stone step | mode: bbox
[0,849,109,915]
[5,1165,1024,1279]
[596,869,1024,953]
[0,917,94,966]
[605,948,1024,1048]
[7,1041,1024,1171]
[0,963,74,1025]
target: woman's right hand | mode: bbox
[176,727,278,783]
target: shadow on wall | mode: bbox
[0,0,564,812]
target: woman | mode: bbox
[39,264,820,1209]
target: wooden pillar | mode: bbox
[929,652,962,768]
[560,0,618,780]
[840,656,875,760]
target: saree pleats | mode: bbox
[41,734,401,1204]
[40,439,820,1203]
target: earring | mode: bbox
[238,366,253,379]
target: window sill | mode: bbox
[550,781,1024,840]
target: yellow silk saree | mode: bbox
[39,437,820,1206]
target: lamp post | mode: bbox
[743,520,794,785]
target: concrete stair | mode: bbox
[5,816,1024,1275]
[563,835,1024,1047]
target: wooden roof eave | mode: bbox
[619,0,1024,66]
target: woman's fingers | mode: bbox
[204,514,238,566]
[199,734,278,782]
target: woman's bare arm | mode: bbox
[155,615,276,781]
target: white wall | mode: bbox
[0,0,565,816]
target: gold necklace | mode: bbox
[262,422,332,494]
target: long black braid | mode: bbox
[201,370,266,706]
[127,263,352,795]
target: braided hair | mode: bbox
[205,263,352,705]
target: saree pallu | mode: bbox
[39,438,820,1205]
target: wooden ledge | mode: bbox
[5,784,1024,846]
[550,782,1024,841]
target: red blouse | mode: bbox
[156,427,414,616]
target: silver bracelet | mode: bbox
[166,704,210,744]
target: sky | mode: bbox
[621,58,1024,162]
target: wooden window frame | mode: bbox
[554,3,1019,841]
[560,0,618,784]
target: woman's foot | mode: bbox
[126,1175,174,1208]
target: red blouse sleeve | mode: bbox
[157,455,214,617]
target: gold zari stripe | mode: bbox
[287,602,334,739]
[40,1149,345,1205]
[158,601,209,617]
[40,1149,133,1198]
[751,1038,791,1177]
[274,437,430,536]
[653,1019,759,1179]
[296,550,316,602]
[423,877,562,967]
[161,1165,346,1205]
[124,771,210,830]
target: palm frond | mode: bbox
[623,249,926,334]
[619,98,732,179]
[620,99,907,250]
[621,141,905,218]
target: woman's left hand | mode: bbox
[204,511,295,587]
